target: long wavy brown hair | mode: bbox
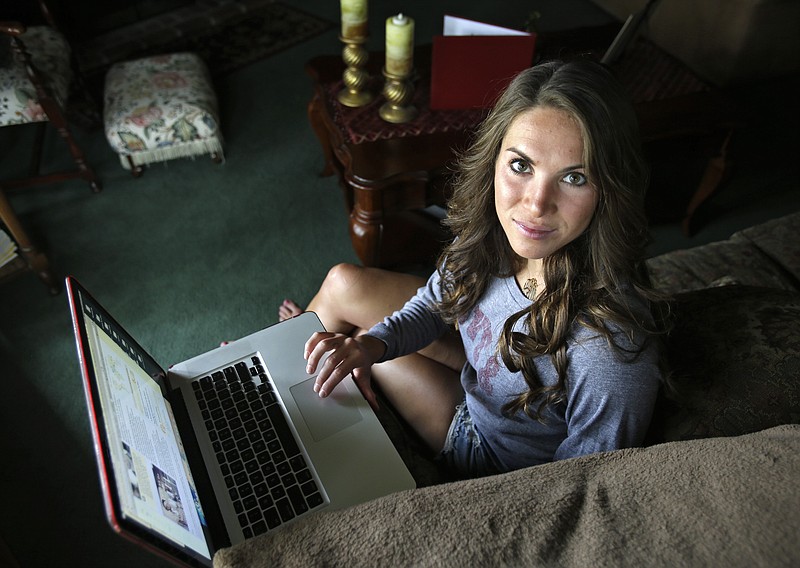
[435,58,669,421]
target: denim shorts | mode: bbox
[436,401,501,479]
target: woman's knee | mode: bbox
[320,263,367,301]
[314,264,422,331]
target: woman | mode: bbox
[280,58,668,479]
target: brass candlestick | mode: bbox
[337,35,373,107]
[379,68,417,124]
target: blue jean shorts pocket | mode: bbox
[437,401,500,479]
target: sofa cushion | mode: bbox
[647,285,800,444]
[213,424,800,568]
[647,239,796,295]
[733,211,800,286]
[646,212,800,295]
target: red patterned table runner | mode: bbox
[323,75,487,145]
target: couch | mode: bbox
[214,212,800,567]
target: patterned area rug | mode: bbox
[77,0,333,81]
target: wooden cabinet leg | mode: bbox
[350,206,382,267]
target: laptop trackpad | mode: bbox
[290,378,363,442]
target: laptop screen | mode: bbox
[71,282,213,565]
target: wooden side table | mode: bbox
[305,46,484,268]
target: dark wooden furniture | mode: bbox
[0,185,59,294]
[307,28,740,267]
[306,46,481,268]
[0,0,101,193]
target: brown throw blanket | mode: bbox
[214,425,800,567]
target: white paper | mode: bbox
[443,15,530,37]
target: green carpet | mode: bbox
[0,3,352,565]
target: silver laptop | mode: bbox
[66,276,415,567]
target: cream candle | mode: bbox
[340,0,368,39]
[385,13,414,76]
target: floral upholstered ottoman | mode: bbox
[103,52,223,175]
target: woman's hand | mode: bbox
[304,332,387,410]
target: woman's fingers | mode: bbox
[304,333,358,396]
[315,357,353,397]
[304,331,336,373]
[303,332,382,399]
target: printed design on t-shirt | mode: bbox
[465,307,500,395]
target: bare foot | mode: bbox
[278,299,305,322]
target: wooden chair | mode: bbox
[0,184,58,294]
[0,0,101,193]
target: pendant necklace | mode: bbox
[522,275,538,300]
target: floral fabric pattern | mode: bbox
[103,52,223,168]
[0,27,73,126]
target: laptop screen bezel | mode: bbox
[66,277,218,568]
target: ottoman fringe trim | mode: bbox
[118,137,225,169]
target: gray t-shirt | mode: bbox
[367,269,661,472]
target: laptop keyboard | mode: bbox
[192,356,325,537]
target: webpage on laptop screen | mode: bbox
[83,309,211,561]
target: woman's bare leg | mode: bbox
[279,264,416,329]
[286,263,466,451]
[289,263,466,371]
[306,263,424,332]
[371,354,464,452]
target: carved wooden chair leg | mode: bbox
[37,84,102,193]
[0,188,59,295]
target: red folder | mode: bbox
[430,20,536,110]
